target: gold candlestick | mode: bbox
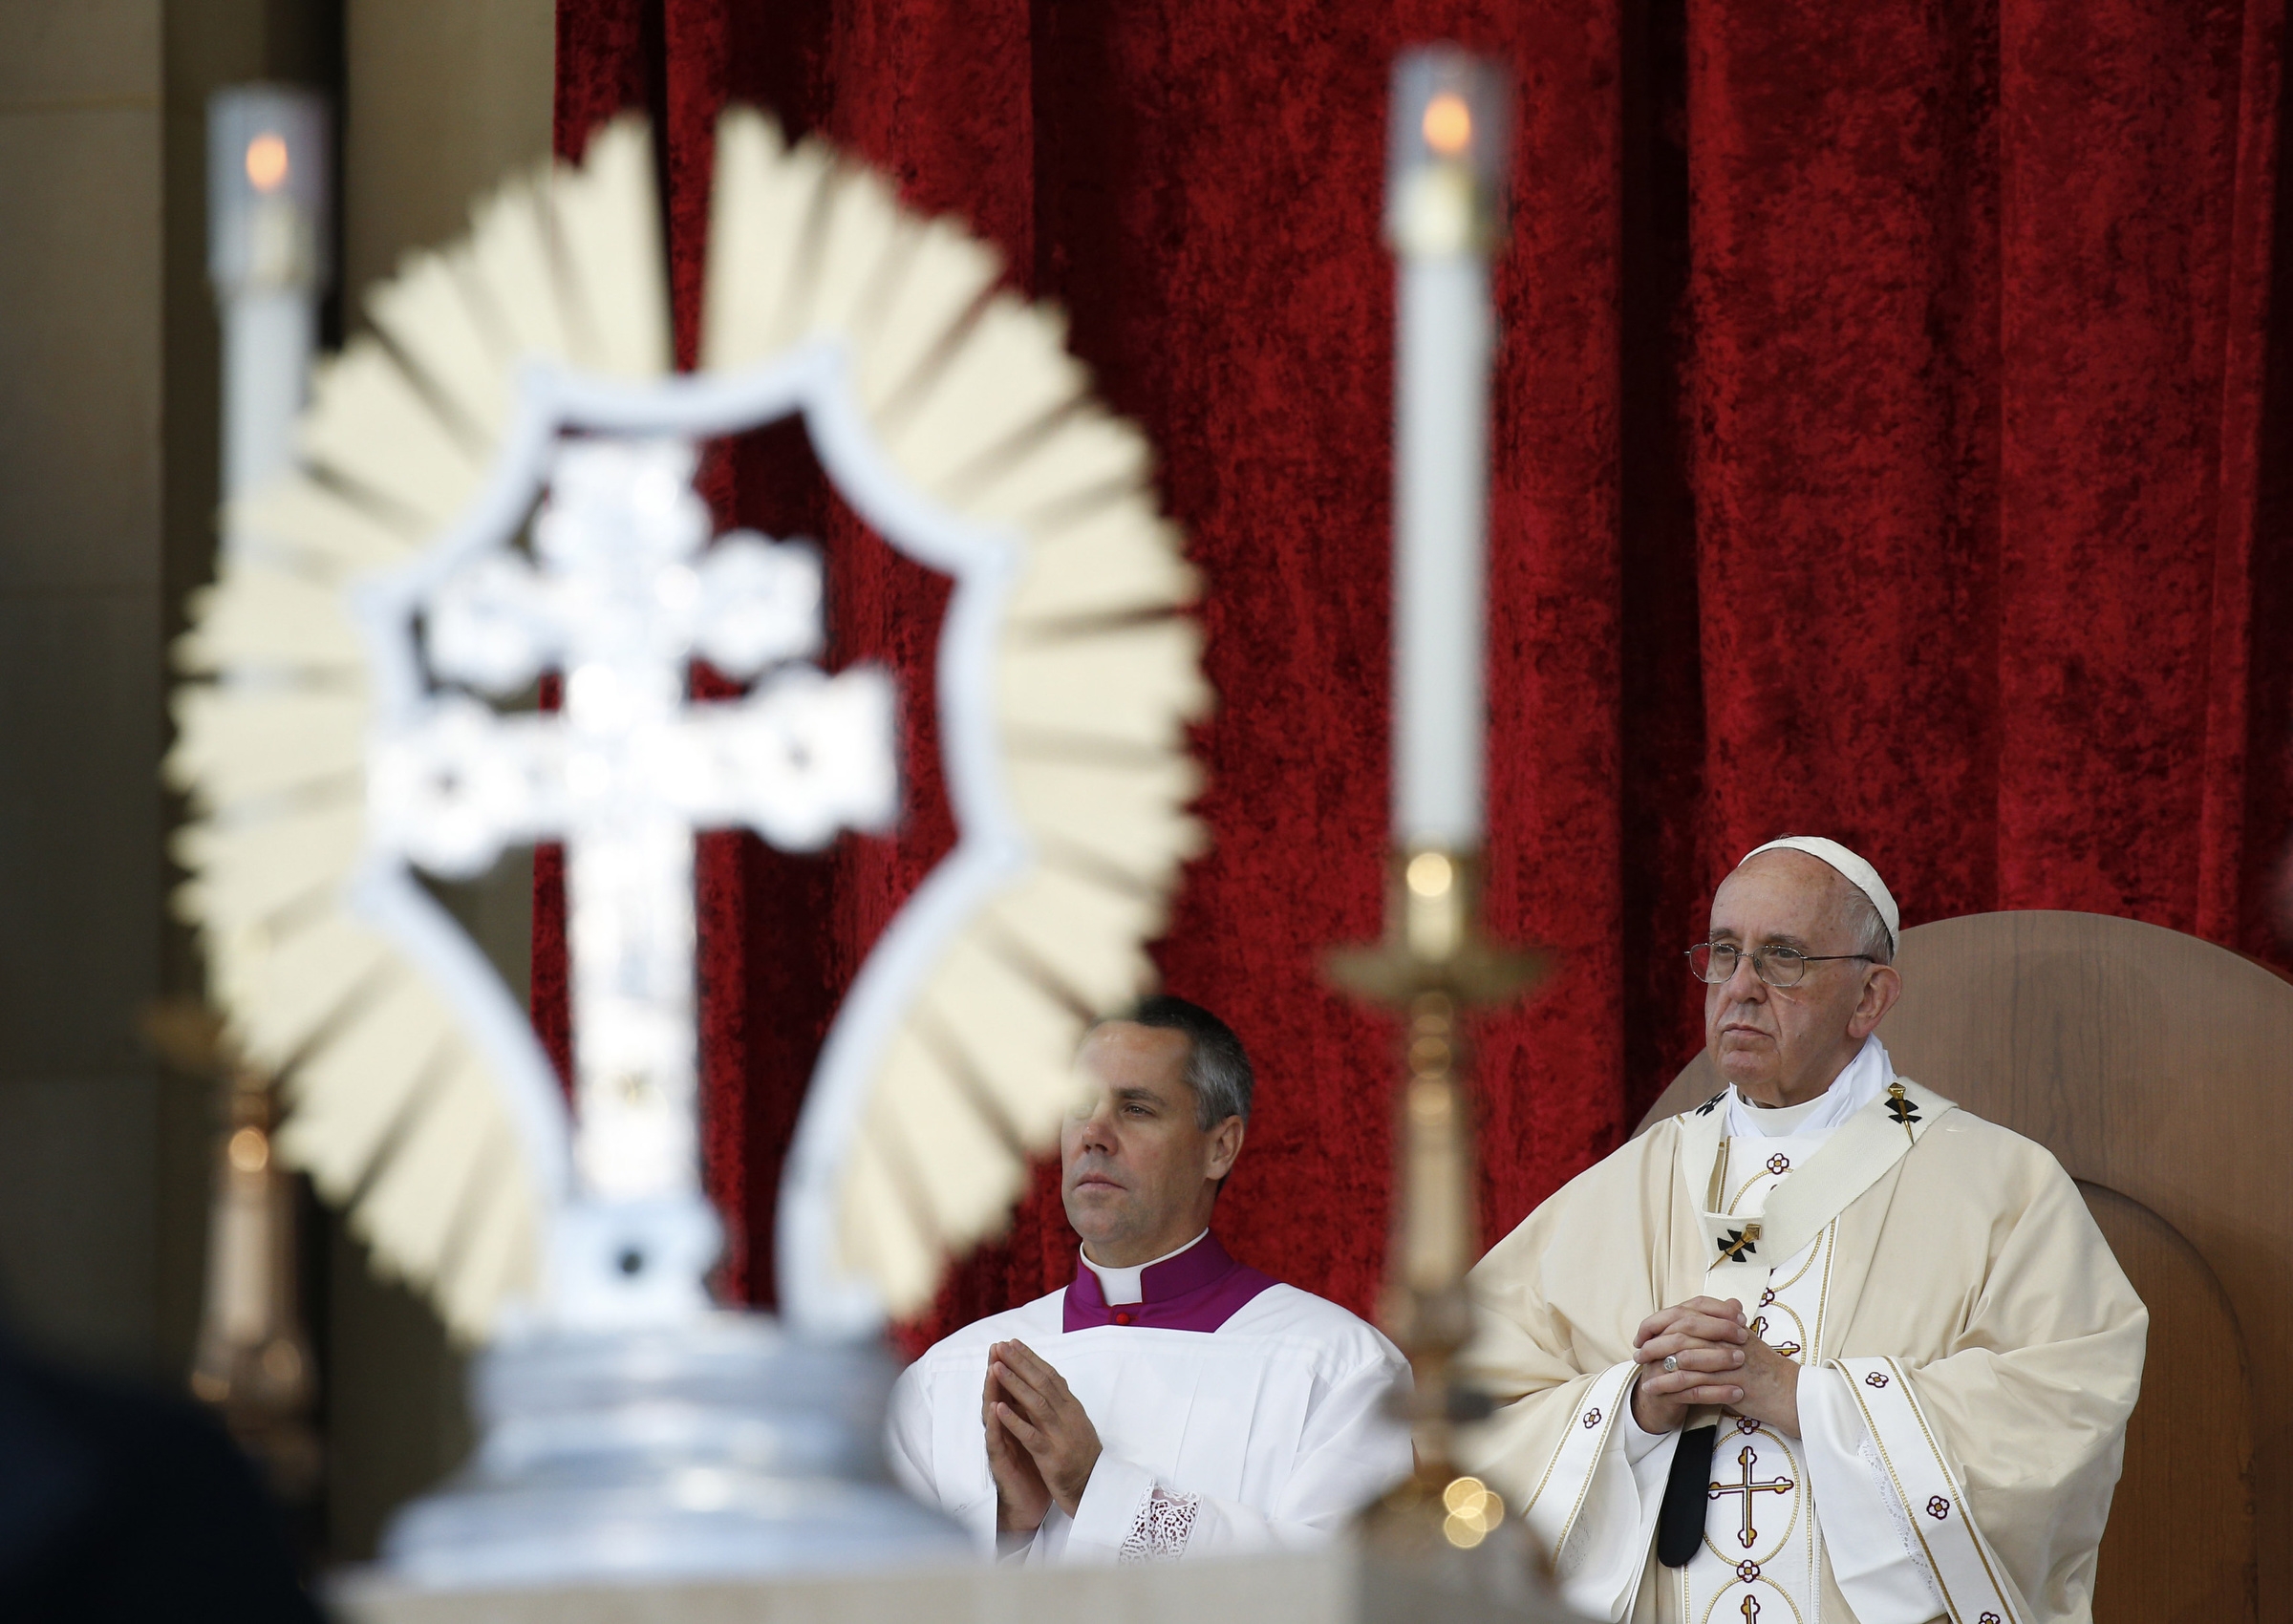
[1329,845,1554,1590]
[145,999,322,1505]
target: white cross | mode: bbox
[370,437,895,1209]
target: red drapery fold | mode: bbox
[543,0,2293,1344]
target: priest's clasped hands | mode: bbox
[983,1338,1104,1532]
[1631,1295,1802,1436]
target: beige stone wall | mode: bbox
[0,0,551,1562]
[0,0,167,1371]
[343,0,555,309]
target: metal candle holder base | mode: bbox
[381,1313,967,1590]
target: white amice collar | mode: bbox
[1725,1034,1895,1143]
[1080,1229,1210,1306]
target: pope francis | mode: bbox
[1462,837,2147,1624]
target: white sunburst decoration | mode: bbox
[167,112,1211,1346]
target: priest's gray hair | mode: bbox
[1843,886,1896,965]
[1123,994,1254,1127]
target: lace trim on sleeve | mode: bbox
[1859,1432,1944,1606]
[1117,1485,1201,1564]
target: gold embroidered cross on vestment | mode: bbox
[1708,1443,1795,1549]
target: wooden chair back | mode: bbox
[1635,910,2293,1624]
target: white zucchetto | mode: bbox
[1738,835,1899,951]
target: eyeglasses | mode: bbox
[1686,941,1875,989]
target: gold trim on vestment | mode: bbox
[1837,1355,2025,1624]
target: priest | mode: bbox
[1462,838,2146,1624]
[888,995,1412,1563]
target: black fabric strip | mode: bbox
[1657,1423,1717,1568]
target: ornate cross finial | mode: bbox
[370,437,895,1321]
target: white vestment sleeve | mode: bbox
[1799,1367,1946,1623]
[1060,1350,1414,1563]
[1019,1504,1074,1565]
[1621,1394,1675,1468]
[1544,1365,1673,1623]
[885,1364,935,1507]
[886,1361,1000,1558]
[1062,1452,1194,1560]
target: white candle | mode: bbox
[1386,52,1509,849]
[209,88,330,515]
[222,289,319,503]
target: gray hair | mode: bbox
[1842,885,1896,965]
[1124,994,1254,1127]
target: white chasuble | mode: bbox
[1461,1039,2146,1624]
[887,1232,1413,1565]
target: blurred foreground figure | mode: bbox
[889,997,1413,1563]
[0,1329,318,1622]
[1463,838,2146,1624]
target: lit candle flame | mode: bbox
[1422,93,1472,157]
[246,133,290,193]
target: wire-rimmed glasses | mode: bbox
[1686,941,1875,989]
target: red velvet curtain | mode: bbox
[543,0,2293,1343]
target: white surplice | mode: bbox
[887,1232,1413,1565]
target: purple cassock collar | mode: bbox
[1061,1232,1278,1335]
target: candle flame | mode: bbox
[1423,93,1472,157]
[246,133,290,193]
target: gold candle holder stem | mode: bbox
[1328,844,1550,1558]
